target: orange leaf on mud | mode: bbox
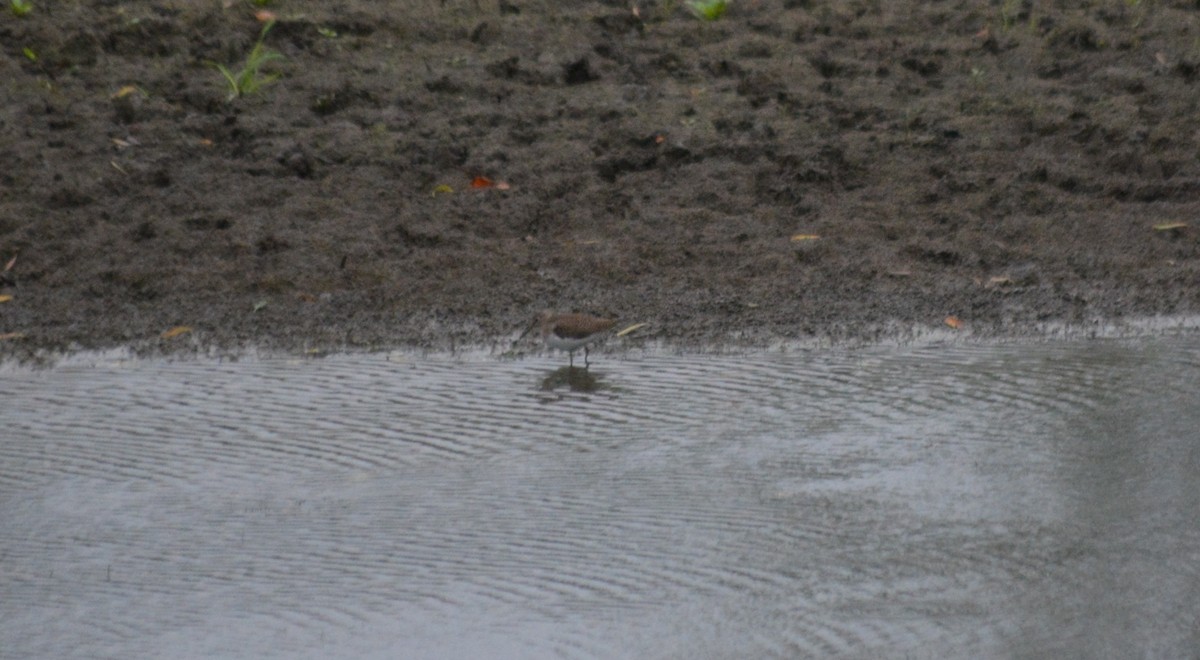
[161,325,192,339]
[0,295,12,303]
[471,176,495,189]
[944,315,963,329]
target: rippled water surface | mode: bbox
[3,336,1199,659]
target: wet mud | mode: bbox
[1,0,1198,356]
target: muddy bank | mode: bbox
[1,1,1197,358]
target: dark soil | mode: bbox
[2,0,1198,357]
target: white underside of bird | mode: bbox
[544,333,601,353]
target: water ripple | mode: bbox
[1,335,1198,658]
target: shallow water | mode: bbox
[2,336,1199,659]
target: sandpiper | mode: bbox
[520,310,616,368]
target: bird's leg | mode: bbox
[569,351,574,368]
[584,346,591,369]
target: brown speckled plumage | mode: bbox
[521,310,617,368]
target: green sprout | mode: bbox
[212,20,284,102]
[10,0,33,17]
[686,0,727,21]
[999,0,1022,32]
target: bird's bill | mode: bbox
[516,318,536,341]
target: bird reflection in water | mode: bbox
[539,365,607,393]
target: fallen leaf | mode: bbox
[0,332,26,341]
[654,134,666,144]
[495,181,511,190]
[1153,222,1187,231]
[112,85,140,99]
[110,160,128,175]
[253,300,268,312]
[944,315,963,329]
[432,184,454,196]
[255,10,277,22]
[616,322,647,337]
[987,276,1012,286]
[471,176,495,189]
[0,295,12,303]
[199,138,214,147]
[161,325,192,339]
[790,234,820,242]
[4,254,15,272]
